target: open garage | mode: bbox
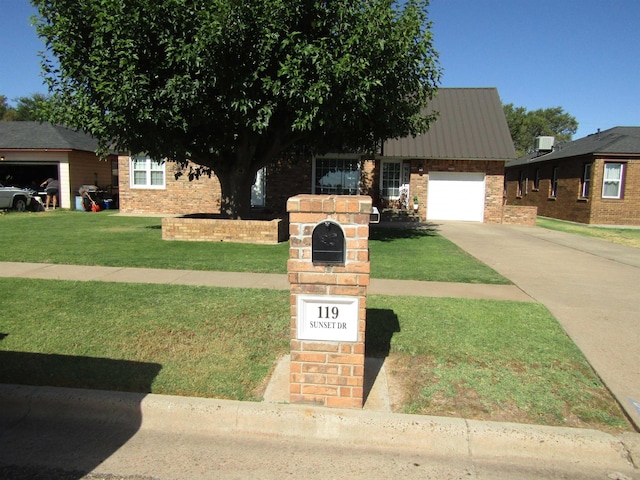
[0,122,117,210]
[0,161,59,193]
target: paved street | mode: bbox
[1,384,638,479]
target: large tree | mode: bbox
[0,93,51,121]
[503,103,578,158]
[32,0,441,218]
[0,95,10,121]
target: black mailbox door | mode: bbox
[312,221,345,265]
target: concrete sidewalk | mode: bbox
[0,261,534,301]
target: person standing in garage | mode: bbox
[40,177,59,210]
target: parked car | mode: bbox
[0,183,35,211]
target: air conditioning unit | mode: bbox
[535,136,555,152]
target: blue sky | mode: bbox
[2,0,639,139]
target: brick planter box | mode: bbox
[502,205,537,225]
[162,216,289,244]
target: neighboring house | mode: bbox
[0,122,117,209]
[119,88,518,223]
[505,127,640,225]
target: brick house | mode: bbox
[505,127,640,225]
[0,122,117,210]
[119,87,519,223]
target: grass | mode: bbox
[369,226,507,283]
[367,295,630,431]
[537,216,640,248]
[0,210,631,431]
[0,210,289,274]
[0,210,509,283]
[0,279,290,400]
[0,278,631,431]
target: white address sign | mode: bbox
[296,294,359,342]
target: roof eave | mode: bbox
[0,148,74,153]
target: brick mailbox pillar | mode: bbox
[287,194,371,408]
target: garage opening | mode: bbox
[0,162,59,191]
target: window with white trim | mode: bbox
[313,157,360,195]
[130,155,165,189]
[602,163,624,199]
[381,160,402,199]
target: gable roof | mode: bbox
[0,121,101,153]
[2,90,518,161]
[507,126,640,167]
[382,88,516,161]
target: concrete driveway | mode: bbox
[438,221,640,430]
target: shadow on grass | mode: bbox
[370,223,440,242]
[365,308,401,358]
[364,309,400,404]
[0,351,161,479]
[0,351,161,393]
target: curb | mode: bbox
[2,384,638,474]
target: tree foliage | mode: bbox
[503,103,578,158]
[0,93,50,121]
[32,0,441,218]
[0,96,9,120]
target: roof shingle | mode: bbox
[0,121,100,153]
[507,126,640,167]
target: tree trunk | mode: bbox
[216,163,256,219]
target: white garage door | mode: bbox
[427,172,486,222]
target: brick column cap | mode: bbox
[288,195,372,215]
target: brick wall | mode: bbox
[505,156,591,223]
[502,205,537,225]
[505,156,640,225]
[162,216,288,244]
[118,155,222,215]
[118,152,508,224]
[287,195,371,408]
[265,156,313,214]
[589,158,640,225]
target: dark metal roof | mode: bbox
[507,126,640,167]
[0,121,101,153]
[382,88,516,161]
[2,91,519,161]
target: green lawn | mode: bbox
[367,295,629,430]
[0,279,290,401]
[0,210,508,283]
[0,278,630,431]
[537,216,640,248]
[0,210,630,431]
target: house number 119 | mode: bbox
[318,306,339,319]
[297,295,357,342]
